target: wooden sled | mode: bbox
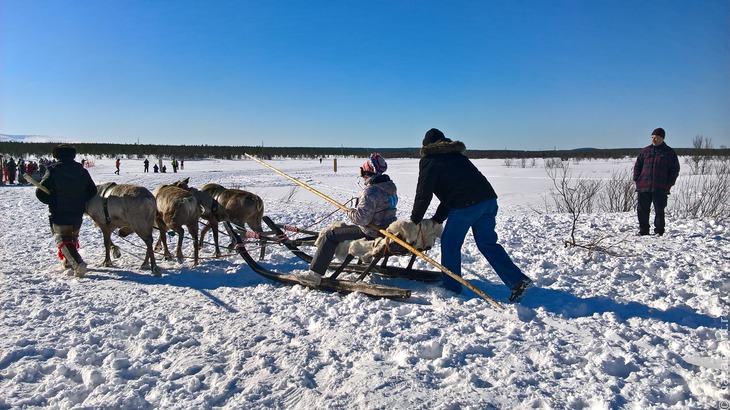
[260,216,442,283]
[224,221,411,299]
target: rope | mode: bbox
[113,230,237,262]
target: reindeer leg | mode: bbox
[211,221,221,258]
[111,240,122,259]
[102,229,114,267]
[141,232,160,277]
[199,222,210,248]
[190,224,200,266]
[176,228,185,264]
[157,226,172,261]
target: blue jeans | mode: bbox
[440,199,529,293]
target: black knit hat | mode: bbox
[52,144,77,159]
[651,128,666,139]
[423,128,448,146]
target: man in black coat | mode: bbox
[410,128,533,302]
[36,144,97,277]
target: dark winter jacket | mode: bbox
[633,142,680,194]
[347,174,398,238]
[36,158,97,226]
[7,159,17,178]
[411,140,497,224]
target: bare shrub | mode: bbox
[670,159,730,222]
[545,161,602,247]
[544,157,562,169]
[685,135,714,175]
[598,168,635,213]
[281,186,299,203]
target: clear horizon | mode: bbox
[1,1,728,150]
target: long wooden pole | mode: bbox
[22,173,51,195]
[245,153,504,310]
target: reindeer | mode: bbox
[200,183,265,257]
[169,178,230,257]
[86,182,160,276]
[152,182,202,265]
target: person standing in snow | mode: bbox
[410,128,533,302]
[6,157,17,184]
[35,144,97,277]
[143,158,150,173]
[296,153,398,286]
[115,158,121,175]
[17,159,27,184]
[632,127,680,236]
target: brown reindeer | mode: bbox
[86,182,159,276]
[170,178,230,257]
[152,182,202,265]
[200,183,265,257]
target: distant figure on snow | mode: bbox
[143,158,150,173]
[115,158,121,175]
[633,127,680,236]
[153,163,159,173]
[6,158,17,184]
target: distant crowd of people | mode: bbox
[1,154,188,184]
[0,155,54,185]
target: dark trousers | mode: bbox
[310,225,366,275]
[637,192,668,235]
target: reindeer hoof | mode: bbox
[111,246,122,259]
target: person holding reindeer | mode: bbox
[296,153,398,286]
[410,128,533,302]
[35,144,97,277]
[633,127,680,236]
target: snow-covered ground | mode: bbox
[1,155,728,409]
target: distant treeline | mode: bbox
[1,141,728,161]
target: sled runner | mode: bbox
[224,221,411,299]
[259,216,442,283]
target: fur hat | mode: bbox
[362,153,388,175]
[423,128,450,146]
[652,128,666,139]
[52,144,77,159]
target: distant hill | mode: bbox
[0,134,80,143]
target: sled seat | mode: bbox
[328,239,431,282]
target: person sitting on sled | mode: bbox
[35,144,97,277]
[296,153,398,286]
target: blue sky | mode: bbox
[1,0,728,150]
